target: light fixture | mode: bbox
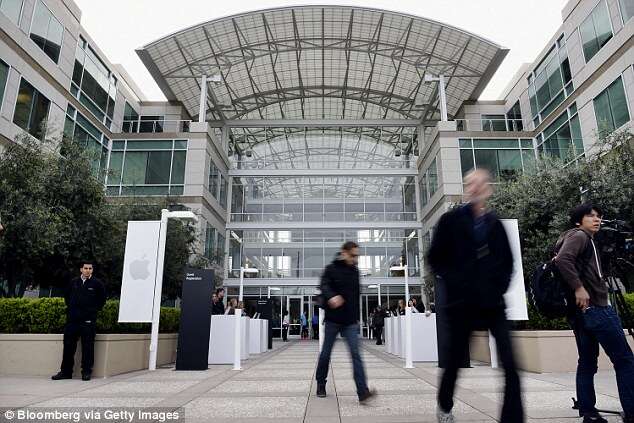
[394,149,402,157]
[245,149,253,157]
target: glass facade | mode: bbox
[64,105,109,180]
[231,176,416,223]
[13,77,50,140]
[228,229,419,279]
[593,76,630,134]
[29,0,62,63]
[420,158,438,208]
[620,0,634,22]
[528,39,573,124]
[0,0,22,25]
[580,1,613,63]
[459,138,535,180]
[204,224,216,262]
[106,139,187,196]
[536,104,584,162]
[72,36,117,128]
[506,101,524,131]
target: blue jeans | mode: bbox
[316,321,368,397]
[571,305,634,418]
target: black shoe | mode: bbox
[51,371,72,380]
[81,372,91,381]
[316,384,326,397]
[582,414,608,423]
[358,388,376,403]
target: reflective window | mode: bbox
[0,0,22,25]
[459,138,535,181]
[481,114,507,131]
[527,39,573,123]
[122,101,139,133]
[64,107,109,180]
[620,0,634,22]
[205,224,216,261]
[0,59,8,109]
[208,160,220,199]
[594,76,630,134]
[29,0,63,63]
[419,158,437,207]
[106,139,187,196]
[506,101,524,131]
[139,115,163,133]
[536,105,584,162]
[72,37,117,128]
[580,1,613,63]
[13,77,50,140]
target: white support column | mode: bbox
[198,75,207,123]
[233,309,242,370]
[149,210,169,371]
[438,74,448,122]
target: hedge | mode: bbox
[515,293,634,330]
[0,298,179,334]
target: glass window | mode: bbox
[620,0,634,22]
[29,0,63,63]
[208,160,219,198]
[205,224,216,260]
[497,150,523,180]
[145,151,171,184]
[460,149,475,176]
[506,101,523,131]
[594,76,630,133]
[219,174,228,209]
[0,0,22,25]
[122,101,139,133]
[171,151,186,185]
[13,78,50,139]
[427,159,438,196]
[580,1,613,62]
[0,59,8,107]
[139,115,163,133]
[474,150,498,178]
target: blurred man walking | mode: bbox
[427,169,523,423]
[316,241,375,403]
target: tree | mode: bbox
[489,129,634,290]
[0,132,202,298]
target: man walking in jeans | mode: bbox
[427,169,523,423]
[316,241,375,402]
[555,203,634,423]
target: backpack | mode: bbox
[530,230,592,318]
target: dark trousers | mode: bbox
[282,325,288,341]
[570,305,634,418]
[316,321,368,398]
[60,320,96,375]
[438,307,523,422]
[374,326,383,345]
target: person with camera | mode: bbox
[555,203,634,423]
[52,261,106,381]
[427,169,523,423]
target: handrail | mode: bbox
[454,118,533,132]
[122,119,192,133]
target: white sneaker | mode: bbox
[437,409,455,423]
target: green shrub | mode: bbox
[0,298,179,334]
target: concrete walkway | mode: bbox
[0,340,625,422]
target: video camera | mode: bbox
[598,219,634,263]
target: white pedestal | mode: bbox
[208,315,250,364]
[410,313,438,362]
[385,317,391,353]
[395,316,403,358]
[249,319,263,354]
[261,320,268,352]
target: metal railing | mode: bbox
[231,157,417,170]
[122,119,192,133]
[454,118,532,132]
[230,211,418,223]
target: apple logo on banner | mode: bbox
[129,254,151,280]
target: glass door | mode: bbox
[287,296,302,338]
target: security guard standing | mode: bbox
[52,261,106,381]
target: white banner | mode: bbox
[118,221,161,322]
[501,219,529,320]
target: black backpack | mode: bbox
[530,230,592,318]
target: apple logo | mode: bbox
[129,254,151,280]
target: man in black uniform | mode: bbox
[52,261,106,381]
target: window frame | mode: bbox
[0,59,10,115]
[28,0,64,65]
[578,0,615,64]
[0,0,24,26]
[12,76,51,140]
[617,0,634,23]
[592,75,632,134]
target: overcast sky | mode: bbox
[73,0,569,101]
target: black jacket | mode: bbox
[64,276,106,322]
[372,310,386,328]
[212,301,225,315]
[427,204,513,310]
[320,258,360,325]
